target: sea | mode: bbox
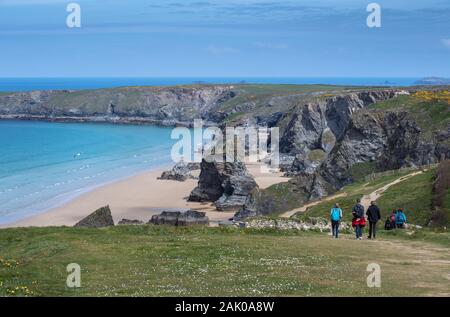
[0,77,420,224]
[0,120,175,224]
[0,77,420,92]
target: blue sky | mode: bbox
[0,0,449,77]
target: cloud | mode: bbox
[442,39,450,48]
[205,45,238,55]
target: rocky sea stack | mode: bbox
[188,159,258,211]
[149,210,209,226]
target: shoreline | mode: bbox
[1,162,289,229]
[0,162,173,226]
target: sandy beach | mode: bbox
[3,162,289,228]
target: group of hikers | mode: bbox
[329,199,408,239]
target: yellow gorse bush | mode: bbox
[413,90,450,104]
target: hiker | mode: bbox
[330,203,343,239]
[352,198,366,240]
[366,201,381,239]
[395,208,407,229]
[384,216,392,230]
[389,209,397,230]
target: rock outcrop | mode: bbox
[158,162,200,182]
[280,91,400,169]
[282,92,450,190]
[118,219,144,225]
[149,210,209,226]
[74,205,114,228]
[188,160,258,211]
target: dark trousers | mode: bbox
[331,220,340,238]
[368,221,377,238]
[355,225,363,238]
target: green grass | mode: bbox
[1,225,449,297]
[217,84,363,113]
[347,161,378,181]
[297,169,436,225]
[253,182,306,215]
[376,170,435,225]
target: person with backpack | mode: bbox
[384,216,392,230]
[366,201,381,239]
[330,203,343,239]
[389,210,397,230]
[352,198,365,240]
[395,208,407,228]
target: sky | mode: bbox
[0,0,449,78]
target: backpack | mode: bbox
[331,208,341,221]
[397,212,406,224]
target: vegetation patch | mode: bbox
[307,149,327,162]
[0,226,449,296]
[257,182,308,215]
[413,90,450,105]
[370,94,450,142]
[347,161,378,181]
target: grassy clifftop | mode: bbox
[370,91,450,143]
[0,225,449,297]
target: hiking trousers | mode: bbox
[331,220,340,238]
[369,221,377,238]
[355,225,363,239]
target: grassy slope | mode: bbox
[218,84,368,124]
[376,171,435,225]
[0,226,449,297]
[370,94,450,143]
[297,169,436,225]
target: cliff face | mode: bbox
[236,88,450,219]
[0,86,236,126]
[281,92,450,202]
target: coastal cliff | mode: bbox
[0,85,236,126]
[1,84,449,219]
[0,85,404,127]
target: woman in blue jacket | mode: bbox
[395,208,407,228]
[330,203,343,239]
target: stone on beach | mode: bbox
[149,210,209,226]
[158,162,200,182]
[118,219,144,225]
[74,205,115,228]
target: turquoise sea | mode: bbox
[0,120,175,224]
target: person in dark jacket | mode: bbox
[352,198,365,240]
[384,216,392,230]
[366,201,381,239]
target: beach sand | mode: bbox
[3,162,289,228]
